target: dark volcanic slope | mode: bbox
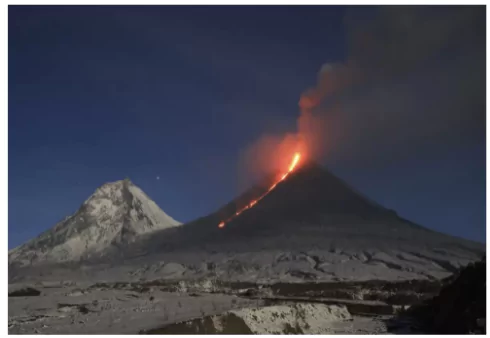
[141,162,480,251]
[100,161,485,283]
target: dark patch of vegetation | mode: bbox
[269,279,443,305]
[391,257,486,334]
[8,287,41,297]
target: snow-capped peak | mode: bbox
[9,178,181,266]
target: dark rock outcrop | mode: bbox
[405,257,486,334]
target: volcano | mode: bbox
[128,161,484,282]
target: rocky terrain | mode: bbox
[9,268,479,334]
[5,277,422,334]
[8,281,256,334]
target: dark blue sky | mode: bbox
[9,6,485,248]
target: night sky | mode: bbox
[9,6,485,248]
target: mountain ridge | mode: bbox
[9,178,181,267]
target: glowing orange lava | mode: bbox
[288,153,301,172]
[218,152,301,228]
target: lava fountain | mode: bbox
[218,152,301,228]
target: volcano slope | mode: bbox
[112,161,484,284]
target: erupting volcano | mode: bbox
[218,152,301,228]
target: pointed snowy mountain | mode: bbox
[9,178,180,267]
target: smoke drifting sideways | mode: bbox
[241,6,485,178]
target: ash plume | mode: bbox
[242,6,485,178]
[297,6,485,164]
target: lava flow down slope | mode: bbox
[122,158,484,283]
[218,152,302,229]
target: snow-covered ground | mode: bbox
[8,283,256,334]
[8,283,393,334]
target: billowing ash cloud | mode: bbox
[298,63,357,111]
[241,6,485,178]
[297,6,485,164]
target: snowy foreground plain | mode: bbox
[8,258,477,334]
[9,278,434,334]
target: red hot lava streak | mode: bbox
[218,152,301,228]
